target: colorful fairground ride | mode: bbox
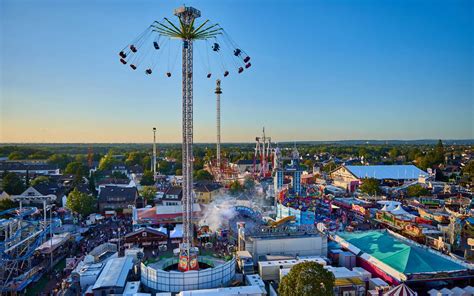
[0,206,60,293]
[275,184,327,226]
[277,185,325,213]
[273,146,329,225]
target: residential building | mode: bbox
[0,161,60,176]
[97,186,142,213]
[161,186,182,206]
[194,182,222,204]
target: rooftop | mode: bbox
[0,161,58,171]
[337,230,469,275]
[345,165,428,180]
[92,256,134,290]
[98,186,138,202]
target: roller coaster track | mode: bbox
[0,207,59,292]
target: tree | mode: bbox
[0,199,18,212]
[28,150,51,160]
[435,139,445,162]
[194,169,213,181]
[229,180,243,195]
[406,184,430,197]
[125,151,147,167]
[407,147,422,162]
[8,151,27,160]
[389,147,400,159]
[2,172,25,195]
[98,153,118,171]
[279,262,335,296]
[321,161,337,173]
[358,147,368,159]
[140,186,157,203]
[303,159,314,169]
[31,176,50,186]
[158,160,171,174]
[359,178,381,195]
[140,170,155,186]
[462,160,474,185]
[75,154,88,163]
[175,168,182,175]
[65,161,88,177]
[194,158,204,171]
[88,173,98,196]
[111,171,128,179]
[66,188,96,216]
[141,156,152,171]
[416,141,445,170]
[47,154,72,169]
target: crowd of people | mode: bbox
[37,215,134,295]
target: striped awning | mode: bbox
[384,284,417,296]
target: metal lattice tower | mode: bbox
[215,79,222,174]
[153,127,157,181]
[173,6,199,257]
[120,5,251,271]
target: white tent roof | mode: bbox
[440,288,454,295]
[463,286,474,294]
[451,287,468,296]
[170,224,183,238]
[390,205,413,217]
[152,226,168,234]
[377,201,400,211]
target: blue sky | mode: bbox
[1,0,472,143]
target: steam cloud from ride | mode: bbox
[199,195,238,232]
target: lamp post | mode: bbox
[46,204,55,277]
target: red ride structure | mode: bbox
[253,127,272,179]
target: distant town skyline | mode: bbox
[1,0,472,143]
